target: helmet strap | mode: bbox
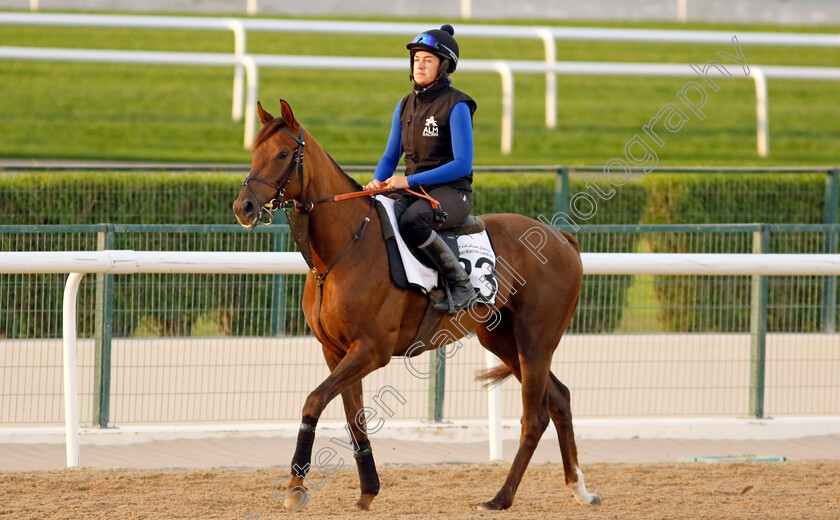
[438,58,451,78]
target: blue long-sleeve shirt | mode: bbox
[373,100,473,188]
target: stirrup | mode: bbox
[429,288,447,308]
[433,280,475,314]
[443,283,456,314]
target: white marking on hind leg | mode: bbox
[568,466,601,505]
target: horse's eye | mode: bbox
[277,151,289,160]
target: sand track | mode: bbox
[1,461,838,519]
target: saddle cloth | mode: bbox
[374,195,498,305]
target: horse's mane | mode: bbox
[324,152,364,192]
[254,118,363,192]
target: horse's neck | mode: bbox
[301,141,371,272]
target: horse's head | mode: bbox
[233,99,307,228]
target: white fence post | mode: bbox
[62,272,84,468]
[677,0,688,22]
[494,61,514,155]
[486,351,503,461]
[228,20,247,122]
[241,56,259,149]
[537,29,557,129]
[752,67,769,158]
[461,0,471,20]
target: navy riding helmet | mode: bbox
[407,24,460,77]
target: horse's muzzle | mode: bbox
[232,195,260,229]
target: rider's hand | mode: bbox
[383,176,409,190]
[363,179,383,191]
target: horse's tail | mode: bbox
[475,364,515,387]
[557,229,580,253]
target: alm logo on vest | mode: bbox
[422,116,439,137]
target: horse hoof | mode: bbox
[477,500,507,511]
[355,494,376,511]
[283,486,308,512]
[588,494,602,506]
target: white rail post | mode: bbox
[494,61,514,155]
[242,55,259,149]
[461,0,471,20]
[537,29,557,129]
[677,0,688,22]
[486,351,503,461]
[63,272,85,467]
[752,67,769,158]
[29,0,38,11]
[247,0,258,16]
[228,20,247,122]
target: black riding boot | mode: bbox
[420,232,476,312]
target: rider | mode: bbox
[364,24,477,312]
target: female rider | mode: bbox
[364,24,477,312]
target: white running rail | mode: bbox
[3,250,840,466]
[4,13,840,150]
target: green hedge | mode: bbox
[0,172,241,225]
[642,173,834,332]
[643,173,826,225]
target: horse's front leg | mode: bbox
[322,349,380,510]
[339,379,379,510]
[283,342,387,512]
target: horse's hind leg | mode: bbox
[477,322,553,511]
[476,315,599,509]
[548,372,601,505]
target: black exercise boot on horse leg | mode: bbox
[232,99,600,512]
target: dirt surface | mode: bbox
[1,461,838,520]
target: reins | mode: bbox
[272,184,439,282]
[242,125,439,226]
[266,184,440,221]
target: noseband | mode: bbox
[241,126,305,225]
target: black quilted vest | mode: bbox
[399,81,477,192]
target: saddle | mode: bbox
[406,215,486,271]
[373,195,495,299]
[447,215,486,236]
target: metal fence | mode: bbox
[2,222,838,427]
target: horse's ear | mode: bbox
[279,99,299,130]
[257,101,273,126]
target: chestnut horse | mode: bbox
[232,100,600,512]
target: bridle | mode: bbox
[240,124,442,225]
[240,126,306,225]
[237,122,445,329]
[238,123,442,285]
